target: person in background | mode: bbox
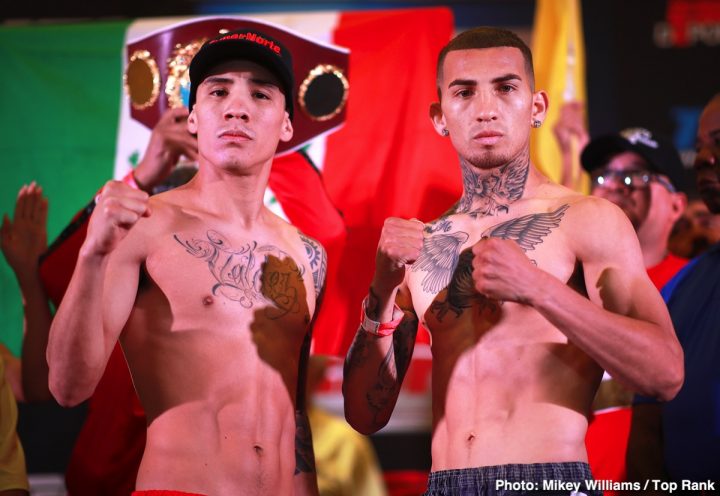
[628,92,720,489]
[1,182,48,495]
[581,128,689,288]
[1,107,198,496]
[0,343,28,496]
[570,126,689,493]
[668,196,720,259]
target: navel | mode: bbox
[466,432,476,445]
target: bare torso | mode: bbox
[118,189,318,494]
[406,187,603,470]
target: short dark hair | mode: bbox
[436,27,535,98]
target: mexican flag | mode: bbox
[0,8,457,360]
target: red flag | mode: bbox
[321,8,459,355]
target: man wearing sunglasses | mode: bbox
[579,127,689,491]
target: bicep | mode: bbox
[101,244,143,355]
[577,207,671,327]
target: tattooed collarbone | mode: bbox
[412,205,570,296]
[173,230,307,318]
[479,204,570,259]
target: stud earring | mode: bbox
[441,129,449,136]
[532,119,542,128]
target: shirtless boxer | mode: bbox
[343,27,683,495]
[47,28,324,496]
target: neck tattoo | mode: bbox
[453,154,529,219]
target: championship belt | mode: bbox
[122,16,350,156]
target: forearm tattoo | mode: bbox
[366,310,418,424]
[343,289,380,370]
[174,230,305,319]
[294,410,316,475]
[343,290,419,427]
[298,232,327,299]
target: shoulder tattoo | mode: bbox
[298,232,327,299]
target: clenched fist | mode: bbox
[372,217,425,294]
[82,181,151,257]
[471,237,539,304]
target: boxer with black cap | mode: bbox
[188,28,294,118]
[47,27,324,496]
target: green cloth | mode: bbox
[0,21,130,354]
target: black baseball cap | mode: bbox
[581,128,686,191]
[188,28,294,119]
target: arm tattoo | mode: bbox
[294,329,315,475]
[344,326,373,371]
[298,232,327,299]
[454,157,529,218]
[294,409,316,475]
[366,310,419,424]
[174,230,304,319]
[343,288,380,369]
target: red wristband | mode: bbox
[360,296,403,336]
[122,171,141,190]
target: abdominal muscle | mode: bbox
[428,306,602,471]
[121,288,302,494]
[136,392,296,495]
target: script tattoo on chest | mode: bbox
[173,230,305,319]
[416,204,570,321]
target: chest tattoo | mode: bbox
[173,230,305,319]
[417,205,570,322]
